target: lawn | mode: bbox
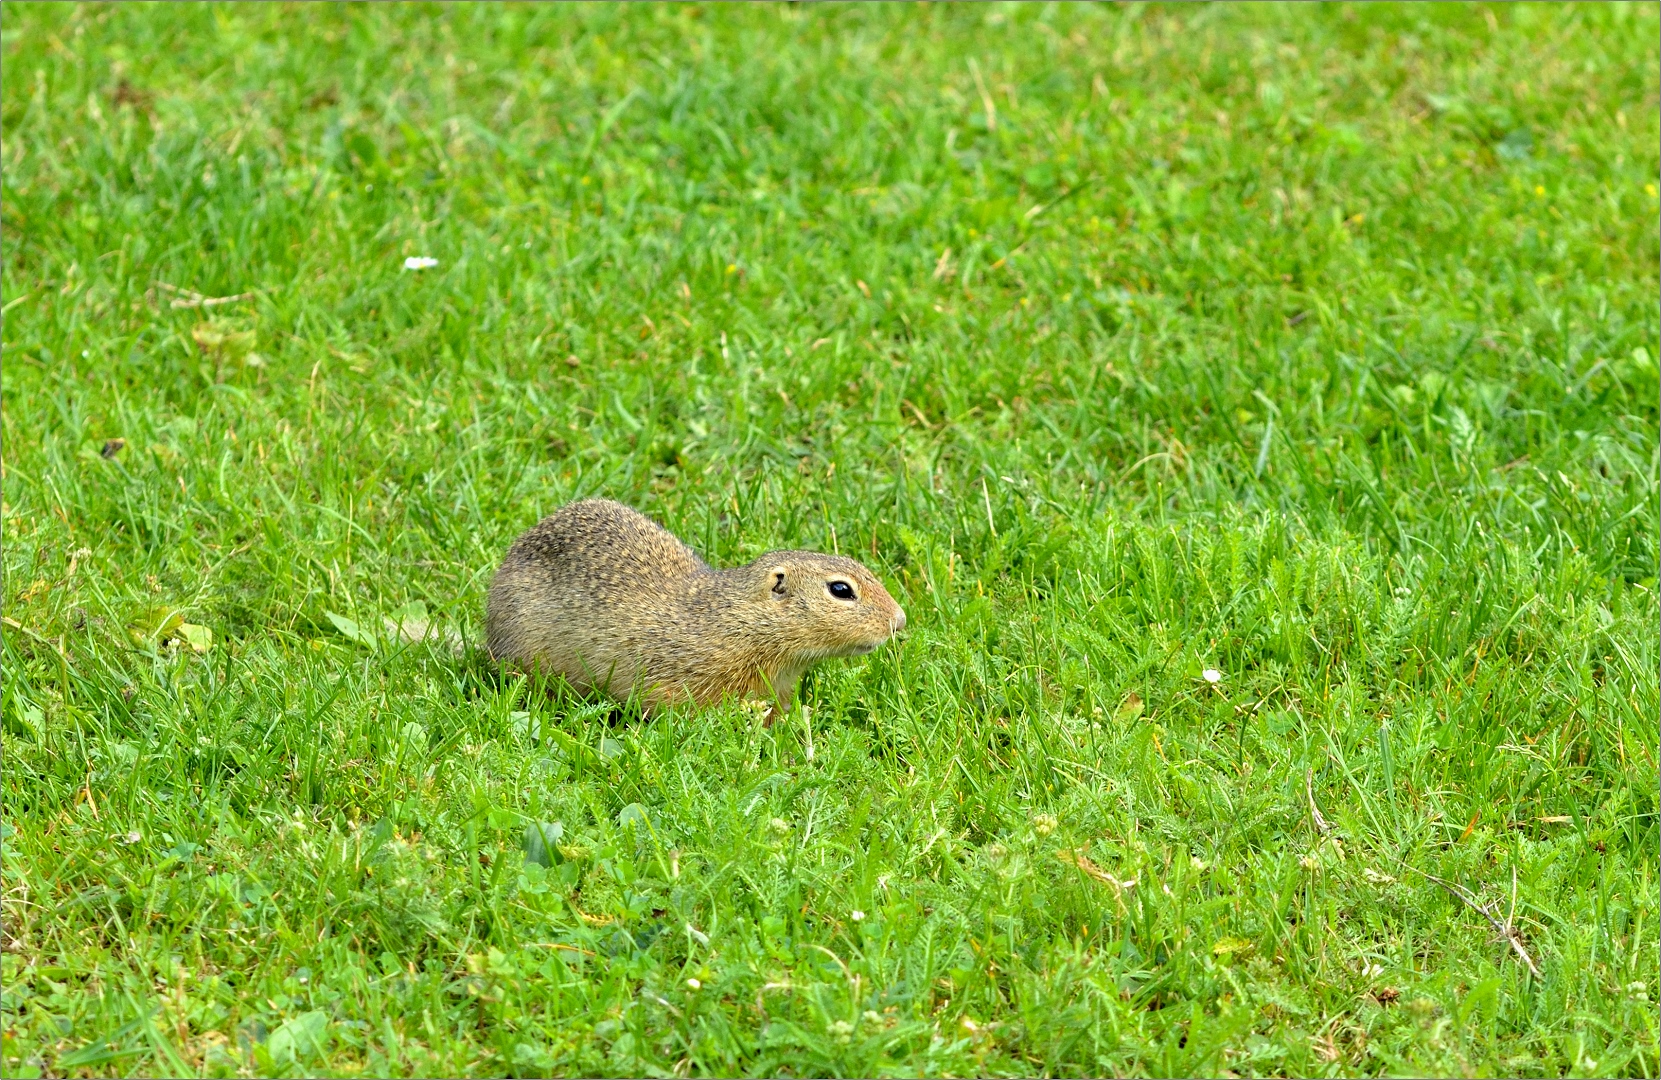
[2,3,1657,1076]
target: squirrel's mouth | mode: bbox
[842,632,900,656]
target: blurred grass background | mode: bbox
[2,3,1657,1076]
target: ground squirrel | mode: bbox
[486,499,906,713]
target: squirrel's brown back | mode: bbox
[494,497,708,601]
[485,498,905,710]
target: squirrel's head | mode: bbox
[746,551,906,659]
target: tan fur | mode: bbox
[485,499,906,712]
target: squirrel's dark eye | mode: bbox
[827,581,856,600]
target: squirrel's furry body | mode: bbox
[486,499,904,710]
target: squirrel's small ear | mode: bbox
[769,566,788,595]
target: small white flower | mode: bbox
[403,256,439,271]
[850,909,865,922]
[125,830,142,844]
[1202,668,1222,684]
[685,977,701,990]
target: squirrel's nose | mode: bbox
[892,606,907,633]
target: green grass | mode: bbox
[3,2,1658,1076]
